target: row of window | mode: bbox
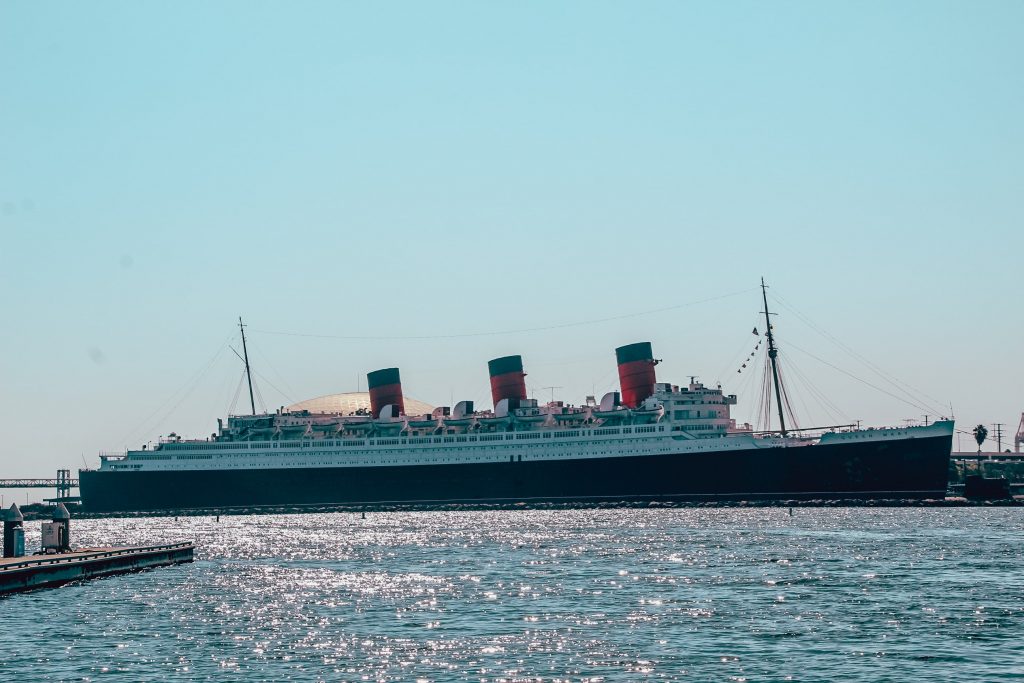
[162,442,248,450]
[143,426,671,459]
[673,410,720,419]
[134,445,673,470]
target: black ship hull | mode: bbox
[79,434,952,512]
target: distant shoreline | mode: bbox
[16,496,1023,520]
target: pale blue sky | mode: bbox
[1,2,1022,487]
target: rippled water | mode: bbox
[2,508,1022,681]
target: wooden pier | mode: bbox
[0,542,194,595]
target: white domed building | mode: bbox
[287,392,435,417]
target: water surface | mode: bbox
[2,508,1022,681]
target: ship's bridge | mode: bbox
[647,381,743,436]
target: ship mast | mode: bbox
[760,278,787,436]
[239,317,257,416]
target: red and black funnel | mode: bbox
[488,355,527,407]
[367,367,405,417]
[615,342,657,408]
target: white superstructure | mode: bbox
[98,380,950,473]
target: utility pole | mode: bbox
[239,317,256,416]
[993,423,1004,453]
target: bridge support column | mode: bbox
[57,469,71,499]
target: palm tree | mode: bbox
[973,424,988,457]
[971,424,989,477]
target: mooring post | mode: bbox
[2,503,25,558]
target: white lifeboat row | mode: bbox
[289,395,666,437]
[327,397,663,436]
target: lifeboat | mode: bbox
[631,405,665,423]
[277,427,308,440]
[310,421,341,434]
[442,417,476,428]
[244,427,277,441]
[477,415,512,428]
[592,408,632,421]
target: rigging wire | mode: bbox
[251,369,297,407]
[759,353,773,431]
[250,342,299,405]
[227,370,246,416]
[783,358,832,426]
[784,339,946,417]
[119,332,237,446]
[213,356,243,419]
[731,341,764,427]
[780,349,851,424]
[774,360,800,430]
[228,344,264,414]
[770,292,948,416]
[250,288,758,341]
[715,317,765,383]
[252,380,268,415]
[592,365,623,402]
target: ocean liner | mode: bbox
[79,286,954,511]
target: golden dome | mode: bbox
[286,392,435,417]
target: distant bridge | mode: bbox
[0,479,80,488]
[0,470,78,500]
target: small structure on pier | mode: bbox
[2,504,25,558]
[41,503,71,553]
[1,502,194,594]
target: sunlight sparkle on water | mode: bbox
[2,508,1022,681]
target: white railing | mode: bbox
[98,450,127,461]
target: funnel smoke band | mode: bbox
[367,368,404,416]
[615,343,656,408]
[488,355,527,406]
